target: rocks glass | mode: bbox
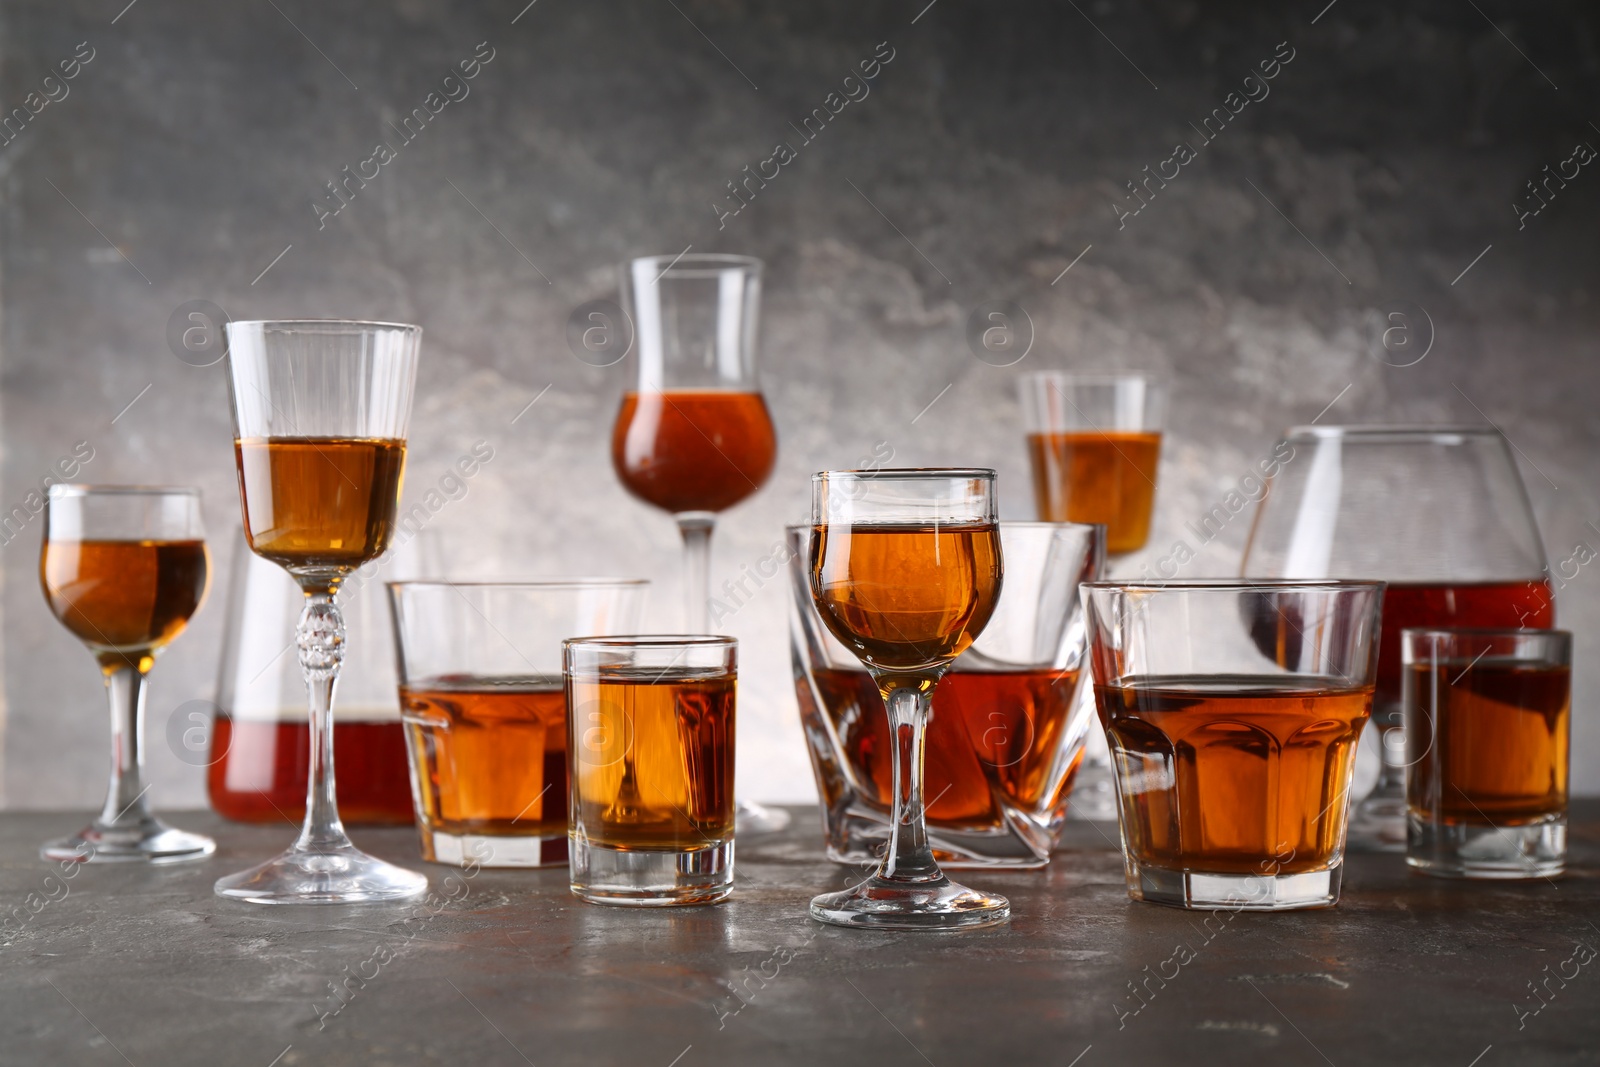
[1082,579,1384,910]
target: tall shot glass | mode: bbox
[1082,579,1384,910]
[565,636,737,906]
[1403,628,1571,879]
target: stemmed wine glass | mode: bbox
[610,253,786,833]
[1240,425,1553,847]
[40,486,214,863]
[214,319,429,904]
[806,468,1008,929]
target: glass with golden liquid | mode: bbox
[39,485,214,863]
[1083,579,1384,910]
[388,581,647,868]
[214,318,427,905]
[1403,628,1571,879]
[565,636,736,906]
[789,521,1103,868]
[1019,372,1165,555]
[805,468,1009,931]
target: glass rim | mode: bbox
[812,466,996,481]
[1019,370,1165,385]
[1282,424,1501,441]
[46,484,201,498]
[1084,578,1385,592]
[785,518,1096,532]
[1401,625,1572,641]
[562,634,738,649]
[626,252,762,277]
[388,578,650,592]
[227,318,423,335]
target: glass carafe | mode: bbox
[208,531,427,825]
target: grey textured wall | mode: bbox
[2,0,1597,810]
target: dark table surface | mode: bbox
[1,805,1596,1067]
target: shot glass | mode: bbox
[1082,579,1384,910]
[387,580,647,867]
[1019,372,1166,555]
[565,636,736,906]
[1403,628,1571,879]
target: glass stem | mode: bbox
[677,512,715,633]
[880,681,942,883]
[97,666,152,830]
[294,588,350,852]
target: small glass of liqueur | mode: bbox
[39,485,214,863]
[214,319,428,905]
[1019,372,1165,556]
[387,580,647,867]
[1403,628,1571,879]
[1240,425,1554,849]
[788,520,1104,868]
[1082,579,1385,910]
[1018,372,1165,823]
[565,636,737,906]
[806,468,1008,930]
[610,253,785,836]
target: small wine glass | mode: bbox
[40,485,215,863]
[611,253,786,835]
[1240,425,1552,848]
[806,468,1008,930]
[213,319,429,904]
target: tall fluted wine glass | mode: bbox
[807,469,1007,929]
[1240,425,1552,848]
[40,486,214,863]
[610,253,786,834]
[214,319,428,904]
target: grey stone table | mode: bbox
[1,806,1596,1067]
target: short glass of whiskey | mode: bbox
[1403,627,1571,879]
[1082,579,1384,910]
[388,581,648,868]
[564,636,737,906]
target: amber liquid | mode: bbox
[1376,581,1555,718]
[568,668,735,850]
[1406,660,1569,825]
[41,539,209,672]
[1098,676,1372,874]
[208,714,413,825]
[810,666,1082,829]
[811,523,1002,672]
[1027,431,1161,554]
[611,390,777,513]
[401,677,570,855]
[234,436,406,572]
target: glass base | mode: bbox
[1130,863,1341,911]
[1407,813,1566,879]
[214,841,429,905]
[570,838,733,907]
[823,804,1053,869]
[809,874,1010,930]
[420,828,566,868]
[43,817,215,865]
[736,800,791,836]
